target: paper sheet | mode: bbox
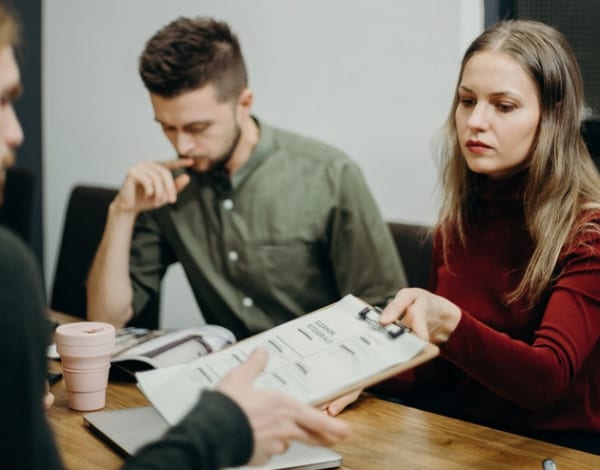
[137,295,430,425]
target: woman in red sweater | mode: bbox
[380,20,600,453]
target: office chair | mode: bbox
[50,185,160,329]
[387,222,433,289]
[0,167,35,244]
[582,118,600,171]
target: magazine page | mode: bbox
[137,295,438,425]
[111,325,236,372]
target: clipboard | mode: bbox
[137,294,440,426]
[310,302,438,408]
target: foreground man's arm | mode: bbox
[123,348,351,470]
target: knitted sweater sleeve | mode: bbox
[442,228,600,411]
[122,390,253,470]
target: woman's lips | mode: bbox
[465,139,492,154]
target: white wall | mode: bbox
[43,0,483,328]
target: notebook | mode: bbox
[83,406,342,469]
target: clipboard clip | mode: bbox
[357,306,410,338]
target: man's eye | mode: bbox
[189,126,208,135]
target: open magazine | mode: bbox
[110,325,236,375]
[47,324,236,377]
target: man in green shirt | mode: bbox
[0,4,350,468]
[87,16,405,373]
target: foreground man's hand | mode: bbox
[217,348,352,466]
[43,380,55,410]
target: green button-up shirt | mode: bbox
[130,119,406,339]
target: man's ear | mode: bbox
[237,88,253,115]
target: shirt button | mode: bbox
[242,297,254,308]
[228,251,239,261]
[222,199,234,210]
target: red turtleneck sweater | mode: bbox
[385,174,600,433]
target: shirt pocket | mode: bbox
[251,241,336,307]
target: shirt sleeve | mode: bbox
[441,228,600,411]
[328,160,407,306]
[121,390,253,470]
[129,210,177,316]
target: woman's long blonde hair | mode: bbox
[438,20,600,307]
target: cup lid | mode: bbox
[55,322,115,347]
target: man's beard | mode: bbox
[179,123,242,176]
[208,125,241,194]
[0,171,5,206]
[209,124,242,175]
[0,148,16,206]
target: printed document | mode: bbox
[137,294,438,425]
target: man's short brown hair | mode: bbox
[0,3,19,48]
[139,16,247,101]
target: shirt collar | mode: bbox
[229,116,273,189]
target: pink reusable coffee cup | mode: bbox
[55,322,115,411]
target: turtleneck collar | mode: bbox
[472,170,528,202]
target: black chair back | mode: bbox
[50,185,160,328]
[387,222,433,289]
[582,118,600,170]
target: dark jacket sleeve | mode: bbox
[122,390,254,470]
[0,227,64,470]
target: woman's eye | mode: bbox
[459,97,475,107]
[496,102,516,113]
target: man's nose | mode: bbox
[175,132,195,156]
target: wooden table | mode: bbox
[47,311,600,469]
[47,369,600,470]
